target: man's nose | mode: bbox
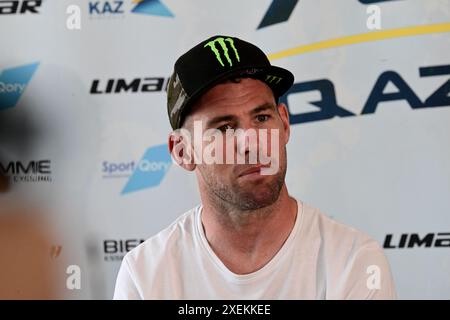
[235,124,259,161]
[236,131,250,156]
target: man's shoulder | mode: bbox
[301,203,396,299]
[301,202,381,251]
[124,205,200,264]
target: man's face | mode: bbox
[177,78,290,211]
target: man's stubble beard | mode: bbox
[198,150,287,212]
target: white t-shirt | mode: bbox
[113,201,396,299]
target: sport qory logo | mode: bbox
[121,144,172,194]
[204,37,240,67]
[0,62,39,110]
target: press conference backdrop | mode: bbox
[0,0,449,299]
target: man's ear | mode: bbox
[277,103,290,144]
[168,131,196,171]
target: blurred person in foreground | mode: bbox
[0,205,61,299]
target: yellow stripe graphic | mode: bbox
[268,23,450,61]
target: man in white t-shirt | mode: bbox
[113,35,396,299]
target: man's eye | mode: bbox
[256,114,270,122]
[217,124,233,132]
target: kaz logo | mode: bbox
[90,76,169,94]
[88,0,173,18]
[121,144,172,194]
[0,62,39,110]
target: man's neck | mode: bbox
[200,185,298,275]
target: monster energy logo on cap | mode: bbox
[265,75,283,84]
[204,37,240,67]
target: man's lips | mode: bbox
[238,165,269,177]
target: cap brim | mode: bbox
[179,65,294,125]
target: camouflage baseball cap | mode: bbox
[167,35,294,129]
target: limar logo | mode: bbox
[0,0,42,15]
[131,0,173,17]
[90,76,169,94]
[204,37,240,67]
[0,62,39,110]
[384,232,450,249]
[121,144,172,194]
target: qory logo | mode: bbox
[384,233,450,249]
[0,160,52,183]
[103,239,145,261]
[0,0,42,14]
[204,37,240,67]
[0,62,39,110]
[121,144,171,194]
